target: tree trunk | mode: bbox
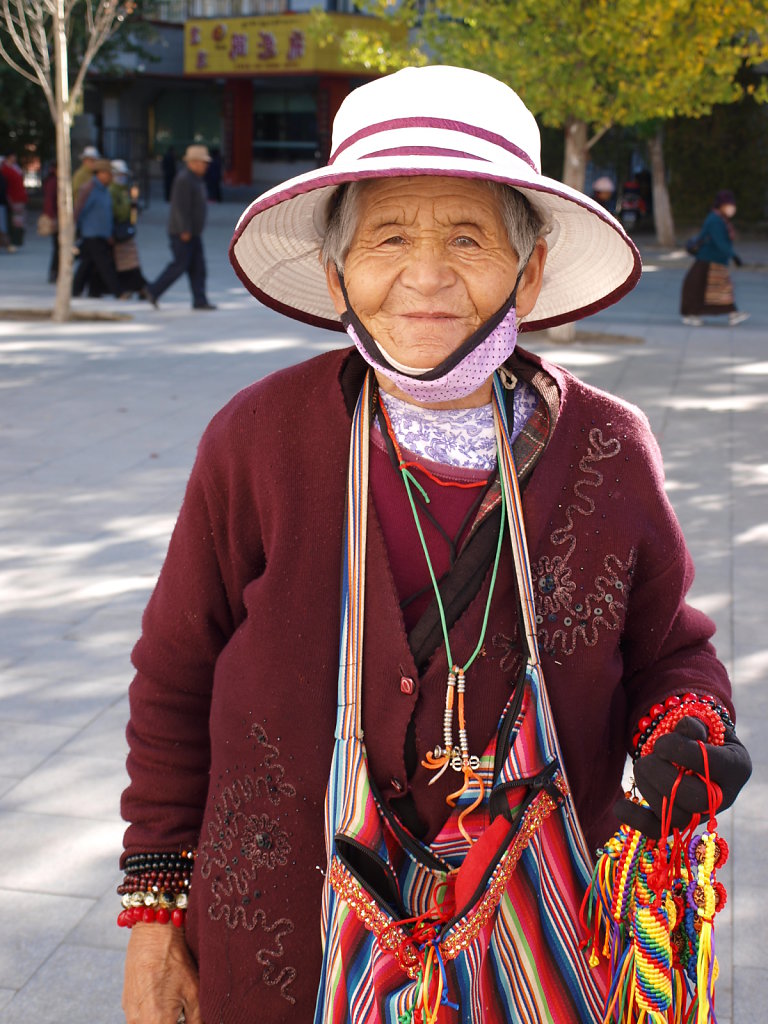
[648,128,676,249]
[551,119,591,342]
[562,118,589,192]
[52,0,74,323]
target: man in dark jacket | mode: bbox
[142,144,216,310]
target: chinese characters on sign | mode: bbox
[184,14,378,75]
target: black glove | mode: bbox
[733,254,743,267]
[615,716,752,839]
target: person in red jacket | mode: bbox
[120,67,751,1024]
[0,151,28,248]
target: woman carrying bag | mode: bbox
[681,189,749,326]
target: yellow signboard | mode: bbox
[184,13,380,76]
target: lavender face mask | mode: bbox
[340,285,520,404]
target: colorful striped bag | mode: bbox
[314,372,611,1023]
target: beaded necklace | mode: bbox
[378,395,507,841]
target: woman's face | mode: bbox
[325,176,546,371]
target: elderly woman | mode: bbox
[120,67,750,1024]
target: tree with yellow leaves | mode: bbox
[326,0,768,245]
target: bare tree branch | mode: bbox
[586,124,612,151]
[0,0,138,322]
[71,0,121,102]
[0,0,54,105]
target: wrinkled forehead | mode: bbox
[353,176,508,224]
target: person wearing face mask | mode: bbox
[681,189,749,327]
[119,67,751,1024]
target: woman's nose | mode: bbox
[398,241,456,294]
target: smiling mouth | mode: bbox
[402,311,462,319]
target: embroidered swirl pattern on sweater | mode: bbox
[493,427,638,660]
[198,722,297,1003]
[536,427,637,656]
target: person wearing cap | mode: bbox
[72,144,101,203]
[680,189,749,327]
[141,143,216,310]
[120,67,750,1024]
[106,159,147,298]
[591,175,616,213]
[72,158,127,300]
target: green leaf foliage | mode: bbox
[340,0,768,137]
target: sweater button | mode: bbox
[400,676,415,695]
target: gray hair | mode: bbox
[321,179,549,274]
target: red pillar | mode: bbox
[317,75,353,162]
[224,79,253,186]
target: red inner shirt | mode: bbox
[369,424,493,632]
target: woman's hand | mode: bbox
[123,923,202,1024]
[615,717,752,838]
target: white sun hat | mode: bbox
[230,65,641,333]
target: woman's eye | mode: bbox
[381,234,406,246]
[453,235,479,248]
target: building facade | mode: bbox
[84,0,383,195]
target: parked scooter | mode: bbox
[617,179,647,229]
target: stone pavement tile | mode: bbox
[0,776,18,799]
[64,696,130,761]
[733,965,768,1024]
[731,815,768,972]
[0,888,94,989]
[0,669,127,728]
[731,775,767,841]
[67,888,130,953]
[0,812,122,898]
[0,988,15,1012]
[0,752,128,822]
[0,944,126,1024]
[0,720,74,776]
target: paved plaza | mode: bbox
[0,199,766,1022]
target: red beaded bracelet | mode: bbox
[632,692,733,760]
[117,905,186,928]
[117,890,188,929]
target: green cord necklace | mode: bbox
[400,463,506,783]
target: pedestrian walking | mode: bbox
[41,160,59,282]
[120,66,750,1024]
[72,144,100,203]
[0,151,28,248]
[108,159,147,298]
[72,159,127,300]
[142,144,216,310]
[681,189,749,326]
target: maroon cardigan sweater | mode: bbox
[122,346,731,1023]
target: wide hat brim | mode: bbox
[230,68,641,334]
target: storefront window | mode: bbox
[154,88,223,155]
[253,90,317,162]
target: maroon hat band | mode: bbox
[329,117,539,172]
